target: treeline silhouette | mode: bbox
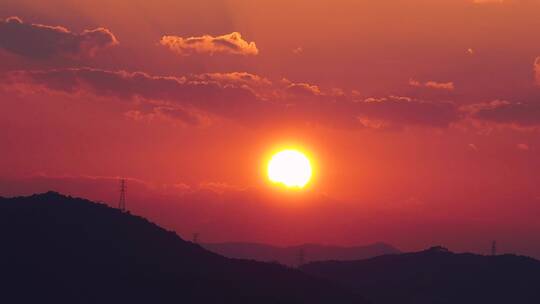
[301,246,540,304]
[0,192,366,304]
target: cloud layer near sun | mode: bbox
[5,66,540,129]
[160,32,258,56]
[0,16,118,59]
[3,67,466,129]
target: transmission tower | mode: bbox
[192,233,199,244]
[297,248,306,267]
[491,240,497,256]
[118,179,127,212]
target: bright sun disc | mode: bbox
[268,150,312,188]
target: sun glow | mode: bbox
[267,149,312,188]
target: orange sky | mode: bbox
[1,0,540,257]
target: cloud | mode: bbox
[3,67,264,122]
[160,32,258,56]
[357,96,459,128]
[467,100,540,127]
[425,81,455,91]
[192,72,272,88]
[409,79,455,91]
[154,107,205,125]
[283,79,322,96]
[3,68,462,129]
[125,107,207,126]
[0,16,118,59]
[276,81,459,128]
[198,182,246,194]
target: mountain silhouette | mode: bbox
[301,246,540,304]
[0,192,366,304]
[203,242,400,266]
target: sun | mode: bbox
[267,149,312,188]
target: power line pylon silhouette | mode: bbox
[298,248,306,267]
[119,179,127,212]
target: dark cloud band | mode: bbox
[0,16,118,59]
[3,68,461,129]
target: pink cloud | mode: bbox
[160,32,258,56]
[409,79,455,91]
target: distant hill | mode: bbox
[0,192,366,304]
[301,246,540,304]
[203,242,400,266]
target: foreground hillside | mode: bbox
[0,192,365,304]
[203,242,399,266]
[301,246,540,304]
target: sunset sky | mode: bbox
[1,0,540,257]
